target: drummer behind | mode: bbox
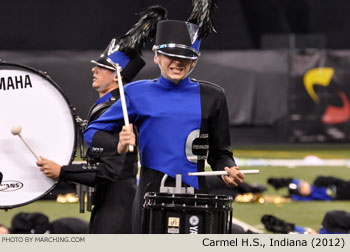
[84,0,244,233]
[36,6,167,233]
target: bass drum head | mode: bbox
[0,62,76,209]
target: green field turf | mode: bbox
[234,165,350,232]
[1,145,349,232]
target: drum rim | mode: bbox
[143,192,234,210]
[144,192,234,200]
[0,61,78,209]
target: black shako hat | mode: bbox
[91,5,167,82]
[153,20,200,60]
[91,40,145,83]
[91,39,145,82]
[153,0,217,60]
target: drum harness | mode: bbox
[75,115,92,213]
[74,97,117,213]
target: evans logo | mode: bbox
[0,180,24,192]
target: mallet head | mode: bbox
[11,125,22,135]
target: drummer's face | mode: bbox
[154,53,195,84]
[91,66,115,90]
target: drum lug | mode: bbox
[38,70,50,79]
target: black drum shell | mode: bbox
[142,192,233,234]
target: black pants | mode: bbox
[90,177,136,234]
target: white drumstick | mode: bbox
[116,64,134,153]
[11,125,40,161]
[188,170,260,176]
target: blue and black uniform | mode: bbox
[84,76,236,233]
[60,88,138,233]
[290,178,333,201]
[268,176,350,201]
[312,176,350,200]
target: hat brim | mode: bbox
[91,58,116,71]
[157,47,198,60]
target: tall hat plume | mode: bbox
[187,0,217,39]
[92,5,167,82]
[118,5,168,56]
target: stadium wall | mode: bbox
[1,50,349,144]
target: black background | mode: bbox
[2,0,350,50]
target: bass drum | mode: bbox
[0,62,76,209]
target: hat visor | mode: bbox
[91,59,116,71]
[157,47,198,60]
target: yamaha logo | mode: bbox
[189,215,199,226]
[0,180,24,192]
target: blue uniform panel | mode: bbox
[96,92,112,105]
[291,185,332,201]
[294,225,306,234]
[84,76,202,188]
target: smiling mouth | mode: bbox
[170,67,183,73]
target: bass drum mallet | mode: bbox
[11,125,40,161]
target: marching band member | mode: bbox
[37,6,167,233]
[84,0,244,233]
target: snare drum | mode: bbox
[0,62,76,209]
[142,192,233,234]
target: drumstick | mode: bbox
[116,64,134,153]
[188,170,260,176]
[11,125,40,161]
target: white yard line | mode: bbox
[235,157,350,168]
[232,217,264,234]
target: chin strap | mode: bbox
[187,58,198,76]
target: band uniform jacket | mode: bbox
[60,88,138,233]
[83,76,236,232]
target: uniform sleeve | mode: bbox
[59,160,126,187]
[60,131,128,187]
[207,89,236,170]
[59,163,97,187]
